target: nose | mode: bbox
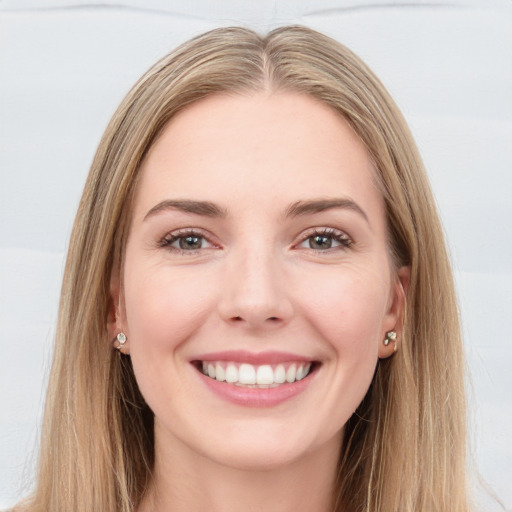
[217,247,293,330]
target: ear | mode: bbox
[107,257,129,354]
[378,265,410,359]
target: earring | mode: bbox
[384,331,397,352]
[115,332,127,351]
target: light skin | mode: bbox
[110,91,408,512]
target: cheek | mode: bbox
[284,265,391,442]
[123,261,218,352]
[121,261,221,411]
[295,263,390,354]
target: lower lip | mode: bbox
[195,367,316,408]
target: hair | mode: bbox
[20,26,468,512]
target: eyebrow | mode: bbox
[143,199,228,221]
[285,198,369,223]
[143,197,369,224]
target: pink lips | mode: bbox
[191,350,317,408]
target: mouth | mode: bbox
[193,360,316,388]
[190,351,320,407]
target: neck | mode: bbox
[138,432,341,512]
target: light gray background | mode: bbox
[1,1,511,510]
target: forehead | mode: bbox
[134,92,384,226]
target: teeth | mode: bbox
[274,364,286,384]
[225,364,238,383]
[199,361,312,387]
[286,364,296,383]
[239,364,256,384]
[215,363,226,382]
[256,365,274,385]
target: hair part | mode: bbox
[25,26,468,512]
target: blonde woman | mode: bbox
[16,26,468,512]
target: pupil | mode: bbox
[180,236,201,250]
[311,235,331,249]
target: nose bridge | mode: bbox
[219,238,292,328]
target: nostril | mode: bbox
[230,315,280,324]
[226,314,287,328]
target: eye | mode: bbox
[158,229,215,253]
[298,228,352,251]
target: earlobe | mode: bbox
[107,274,121,338]
[114,332,128,352]
[107,263,129,353]
[378,265,410,359]
[106,294,121,340]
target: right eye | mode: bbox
[158,229,216,254]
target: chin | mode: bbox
[205,442,310,472]
[191,420,340,473]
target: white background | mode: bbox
[0,1,511,510]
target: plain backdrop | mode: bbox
[1,1,511,510]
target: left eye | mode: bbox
[298,229,352,250]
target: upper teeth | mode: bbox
[200,361,312,387]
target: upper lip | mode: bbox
[191,350,315,365]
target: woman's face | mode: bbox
[117,92,406,470]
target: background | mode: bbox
[0,0,510,510]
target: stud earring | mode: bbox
[384,331,397,352]
[115,332,127,351]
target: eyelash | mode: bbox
[158,229,215,255]
[297,228,353,251]
[158,227,353,255]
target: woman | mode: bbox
[18,26,468,511]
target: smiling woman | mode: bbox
[15,26,468,512]
[119,92,406,494]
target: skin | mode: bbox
[110,91,408,512]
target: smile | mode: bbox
[191,351,319,407]
[199,361,313,388]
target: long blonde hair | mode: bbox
[23,26,468,512]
